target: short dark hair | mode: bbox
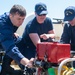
[9,4,26,16]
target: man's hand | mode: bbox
[20,58,34,68]
[40,33,55,40]
[14,33,19,38]
[27,58,34,68]
[40,33,49,40]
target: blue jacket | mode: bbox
[0,12,24,63]
[60,23,75,51]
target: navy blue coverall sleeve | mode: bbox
[0,24,24,64]
[60,23,71,43]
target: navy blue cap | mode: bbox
[35,2,48,15]
[64,6,75,21]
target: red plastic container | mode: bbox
[37,42,47,60]
[37,42,70,63]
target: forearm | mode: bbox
[7,46,33,67]
[20,57,30,66]
[40,33,55,40]
[29,33,41,47]
[48,30,55,38]
[46,34,55,38]
[6,46,25,63]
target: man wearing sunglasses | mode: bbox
[21,2,55,60]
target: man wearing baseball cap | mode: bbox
[60,6,75,68]
[22,2,55,61]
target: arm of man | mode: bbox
[0,28,34,67]
[60,23,71,43]
[29,30,55,47]
[20,57,34,67]
[29,33,41,47]
[14,33,19,38]
[40,30,55,40]
[1,39,34,67]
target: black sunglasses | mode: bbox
[38,14,46,16]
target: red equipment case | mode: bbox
[37,42,70,63]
